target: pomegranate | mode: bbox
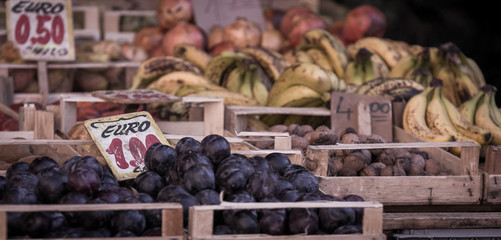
[287,13,326,47]
[156,0,193,30]
[279,6,313,37]
[343,4,387,43]
[209,41,237,56]
[222,17,262,49]
[162,21,205,56]
[134,26,165,52]
[208,25,224,50]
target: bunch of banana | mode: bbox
[145,71,211,95]
[174,83,258,106]
[389,48,434,87]
[267,62,346,108]
[296,29,350,78]
[204,51,253,85]
[239,46,290,82]
[173,43,213,73]
[460,85,501,145]
[356,78,425,101]
[130,56,202,89]
[431,42,484,106]
[343,48,390,87]
[294,48,335,72]
[347,37,411,69]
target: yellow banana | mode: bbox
[435,66,461,107]
[239,68,254,99]
[239,46,290,82]
[389,55,416,78]
[267,85,325,107]
[294,50,314,63]
[459,91,484,124]
[305,48,334,71]
[362,78,425,96]
[246,115,269,131]
[347,37,404,69]
[408,68,433,87]
[182,88,258,106]
[441,88,491,145]
[487,86,501,126]
[402,87,455,142]
[222,63,245,92]
[131,56,202,89]
[173,43,212,72]
[464,57,486,87]
[251,73,269,106]
[474,86,501,145]
[355,77,387,94]
[454,66,479,103]
[298,29,349,78]
[146,71,210,95]
[174,83,227,97]
[204,51,252,85]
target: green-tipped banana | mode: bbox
[173,43,213,72]
[145,71,210,95]
[389,54,417,78]
[267,85,325,107]
[204,51,252,85]
[294,50,314,63]
[344,48,389,86]
[251,71,269,106]
[239,46,290,82]
[402,87,455,142]
[459,91,484,124]
[223,63,246,92]
[474,86,501,145]
[347,37,404,68]
[131,56,202,89]
[298,29,349,78]
[305,48,334,71]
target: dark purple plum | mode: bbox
[195,189,221,205]
[135,193,162,228]
[144,142,177,176]
[183,164,215,194]
[344,194,365,225]
[60,156,82,175]
[259,210,287,235]
[265,152,291,175]
[67,167,100,197]
[142,227,162,236]
[226,210,260,234]
[276,188,302,202]
[70,156,103,177]
[6,161,30,179]
[333,224,363,234]
[49,211,68,231]
[29,156,59,175]
[176,152,213,180]
[0,175,6,200]
[3,187,38,204]
[214,225,233,235]
[246,170,279,201]
[114,230,137,237]
[7,172,38,191]
[283,164,318,193]
[110,210,146,235]
[248,156,271,171]
[216,154,254,193]
[78,198,114,229]
[288,208,318,234]
[175,136,201,154]
[44,227,83,238]
[134,171,165,197]
[116,187,134,201]
[156,184,200,226]
[19,212,52,238]
[58,192,88,226]
[36,169,68,203]
[200,134,231,167]
[80,227,112,238]
[99,173,119,191]
[277,178,295,193]
[318,194,356,233]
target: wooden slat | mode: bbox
[483,173,501,203]
[226,106,331,116]
[383,212,501,230]
[0,211,6,240]
[0,131,33,139]
[19,105,36,131]
[34,110,54,140]
[363,207,383,234]
[162,208,184,236]
[203,99,224,136]
[484,145,501,174]
[0,203,181,212]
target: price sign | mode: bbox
[192,0,267,34]
[84,111,170,181]
[331,92,393,141]
[6,0,75,61]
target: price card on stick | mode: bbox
[331,92,393,141]
[84,112,170,181]
[6,0,75,61]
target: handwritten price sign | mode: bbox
[84,112,170,181]
[6,0,75,61]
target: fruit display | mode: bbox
[0,134,368,237]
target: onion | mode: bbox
[287,14,326,47]
[222,17,262,49]
[209,41,237,56]
[156,0,193,30]
[134,26,165,52]
[279,7,313,37]
[343,4,387,43]
[162,21,205,56]
[208,25,224,50]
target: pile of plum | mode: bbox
[0,134,364,238]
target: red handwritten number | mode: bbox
[106,138,129,169]
[145,134,160,148]
[34,15,51,44]
[14,14,30,44]
[52,15,64,44]
[129,137,147,168]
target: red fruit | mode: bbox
[279,6,314,37]
[343,4,387,42]
[209,41,237,56]
[1,118,19,131]
[162,21,205,56]
[287,13,326,47]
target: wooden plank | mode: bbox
[0,102,18,121]
[0,76,13,106]
[274,136,291,150]
[318,175,482,205]
[34,110,54,140]
[363,207,383,234]
[483,173,501,204]
[189,208,214,238]
[383,212,501,230]
[157,121,205,136]
[484,145,501,174]
[0,211,6,240]
[37,61,49,105]
[45,105,61,131]
[73,6,100,41]
[19,105,36,131]
[226,106,331,115]
[0,203,181,212]
[162,208,184,237]
[203,99,224,136]
[0,131,33,139]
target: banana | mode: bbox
[475,86,501,145]
[239,46,290,82]
[454,65,479,103]
[402,87,455,142]
[441,88,492,145]
[268,62,341,98]
[373,86,424,101]
[204,51,252,85]
[260,114,288,127]
[251,71,269,106]
[363,78,425,96]
[173,43,213,72]
[355,77,387,94]
[487,86,501,126]
[409,68,433,87]
[131,56,202,89]
[464,57,486,87]
[267,85,325,107]
[347,37,404,69]
[435,66,461,107]
[222,62,245,92]
[239,68,254,99]
[145,71,211,95]
[305,48,334,71]
[298,29,349,78]
[283,115,308,126]
[425,85,478,147]
[246,115,269,131]
[344,48,390,86]
[174,83,227,97]
[459,91,484,124]
[294,50,314,63]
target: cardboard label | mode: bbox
[192,0,267,34]
[331,92,393,141]
[6,0,75,61]
[84,111,170,181]
[92,89,181,104]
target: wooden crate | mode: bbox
[306,126,482,205]
[103,10,156,43]
[72,6,101,41]
[0,203,184,239]
[482,145,501,204]
[225,105,331,133]
[188,201,385,240]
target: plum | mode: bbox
[134,171,165,197]
[259,210,287,235]
[265,152,291,175]
[226,210,260,234]
[344,194,365,225]
[288,208,318,234]
[277,178,295,193]
[175,136,201,154]
[195,189,221,205]
[70,156,103,177]
[80,227,112,238]
[176,152,213,180]
[216,154,254,193]
[7,171,38,191]
[49,211,68,231]
[110,210,146,235]
[283,164,318,193]
[0,176,7,200]
[6,161,30,179]
[58,192,88,226]
[36,169,68,203]
[183,164,215,194]
[248,156,271,171]
[157,184,200,226]
[67,167,100,197]
[200,134,231,167]
[135,193,162,228]
[246,170,279,201]
[318,194,356,233]
[142,227,162,236]
[213,225,233,235]
[95,189,121,203]
[333,224,363,234]
[29,156,59,175]
[276,188,302,202]
[60,156,82,176]
[99,173,119,191]
[3,187,38,204]
[144,142,177,175]
[19,212,52,238]
[78,198,114,229]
